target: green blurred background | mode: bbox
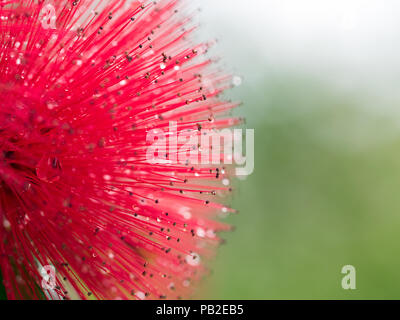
[195,0,400,299]
[196,75,400,299]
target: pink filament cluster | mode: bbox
[0,0,238,300]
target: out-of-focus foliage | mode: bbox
[197,76,400,299]
[0,272,5,299]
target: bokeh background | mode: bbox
[195,0,400,299]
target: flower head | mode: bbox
[0,0,238,300]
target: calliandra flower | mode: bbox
[0,0,240,300]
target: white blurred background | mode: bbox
[199,0,400,111]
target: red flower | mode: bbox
[0,0,238,300]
